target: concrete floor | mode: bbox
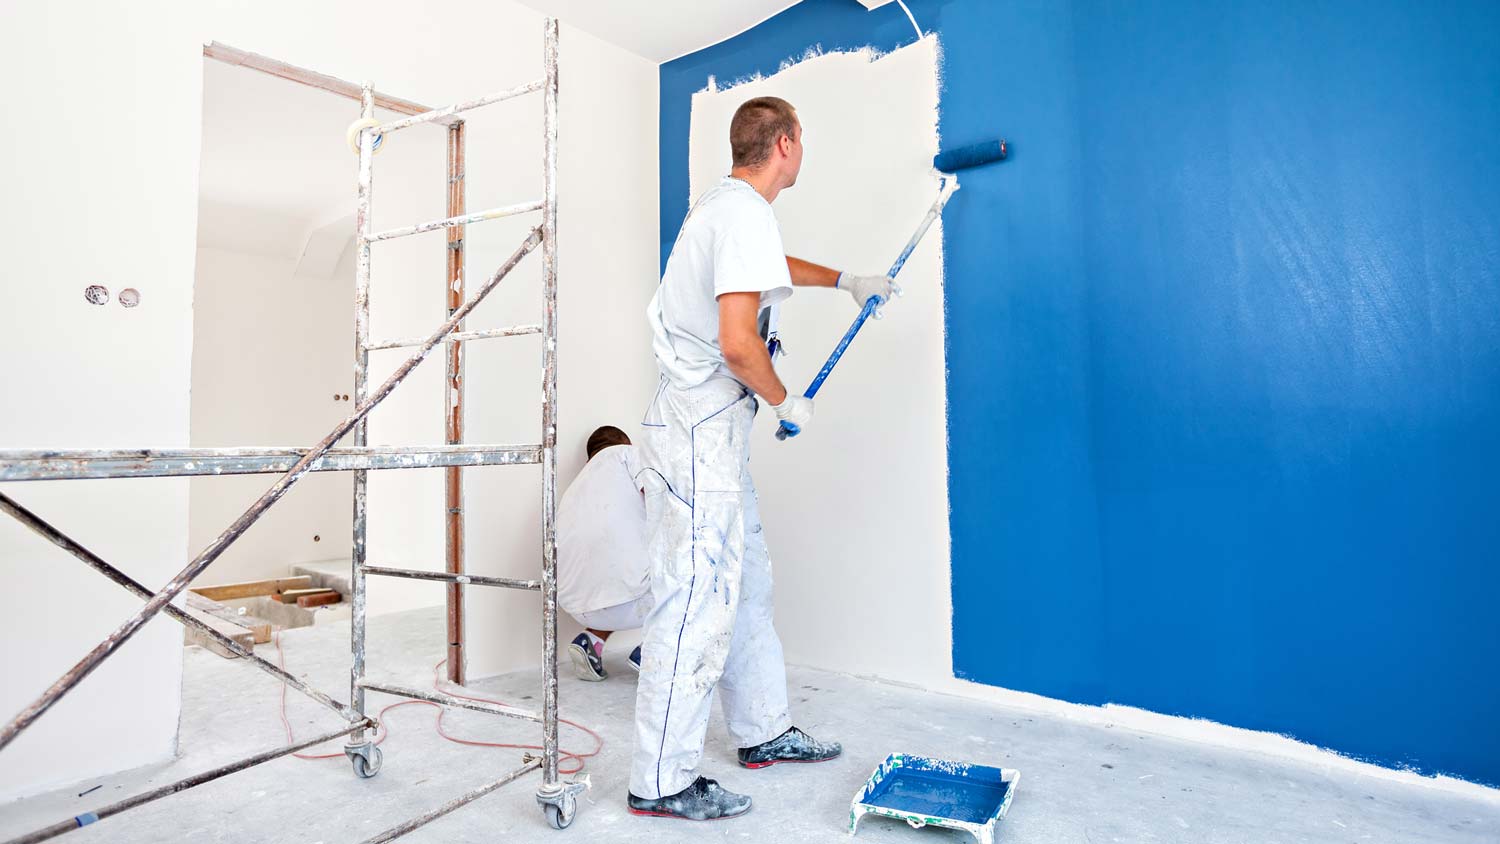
[3,607,1497,844]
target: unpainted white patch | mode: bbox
[684,35,956,701]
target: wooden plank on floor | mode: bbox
[181,603,255,658]
[296,591,342,608]
[278,588,338,605]
[185,592,273,644]
[191,576,312,601]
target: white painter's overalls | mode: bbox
[629,375,792,799]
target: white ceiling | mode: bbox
[507,0,804,63]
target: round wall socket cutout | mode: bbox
[119,288,141,308]
[84,285,109,305]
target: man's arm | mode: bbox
[786,256,839,288]
[719,291,814,432]
[789,256,896,309]
[718,291,788,404]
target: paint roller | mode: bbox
[775,138,1008,441]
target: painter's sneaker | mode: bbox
[566,633,607,681]
[627,777,752,821]
[737,726,842,768]
[628,645,642,673]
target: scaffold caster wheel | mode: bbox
[543,800,573,830]
[345,744,382,779]
[537,777,589,830]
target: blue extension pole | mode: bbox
[776,177,960,440]
[775,138,1007,440]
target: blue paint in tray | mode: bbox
[850,753,1019,844]
[866,767,1007,824]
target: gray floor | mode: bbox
[3,607,1497,844]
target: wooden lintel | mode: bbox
[202,41,454,126]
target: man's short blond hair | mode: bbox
[730,96,798,169]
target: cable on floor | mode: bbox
[273,630,603,773]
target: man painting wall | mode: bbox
[628,96,896,821]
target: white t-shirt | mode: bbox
[556,444,650,616]
[648,176,794,388]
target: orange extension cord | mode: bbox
[274,631,603,774]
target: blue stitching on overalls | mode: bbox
[636,467,691,509]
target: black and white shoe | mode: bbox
[737,727,842,769]
[566,632,606,681]
[627,776,752,821]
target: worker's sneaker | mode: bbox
[566,632,607,681]
[737,727,842,769]
[628,645,642,673]
[627,777,752,820]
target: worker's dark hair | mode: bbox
[585,425,631,460]
[730,96,799,169]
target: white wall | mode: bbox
[686,38,955,688]
[0,0,658,800]
[188,246,352,587]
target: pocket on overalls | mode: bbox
[642,469,693,585]
[689,392,752,601]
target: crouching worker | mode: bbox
[558,425,653,681]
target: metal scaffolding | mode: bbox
[0,18,584,841]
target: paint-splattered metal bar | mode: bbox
[356,680,541,722]
[538,14,562,789]
[6,721,374,844]
[365,324,541,351]
[0,445,543,482]
[361,565,541,591]
[359,758,543,844]
[373,79,545,135]
[365,200,544,242]
[0,492,358,721]
[349,81,378,754]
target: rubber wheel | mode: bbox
[544,798,574,830]
[352,746,383,779]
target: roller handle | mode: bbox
[776,175,964,441]
[775,295,880,440]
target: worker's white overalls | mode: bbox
[629,374,791,799]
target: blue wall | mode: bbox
[661,0,1500,786]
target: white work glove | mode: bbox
[837,273,901,317]
[771,393,814,436]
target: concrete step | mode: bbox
[289,558,352,599]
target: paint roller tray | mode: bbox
[850,753,1019,844]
